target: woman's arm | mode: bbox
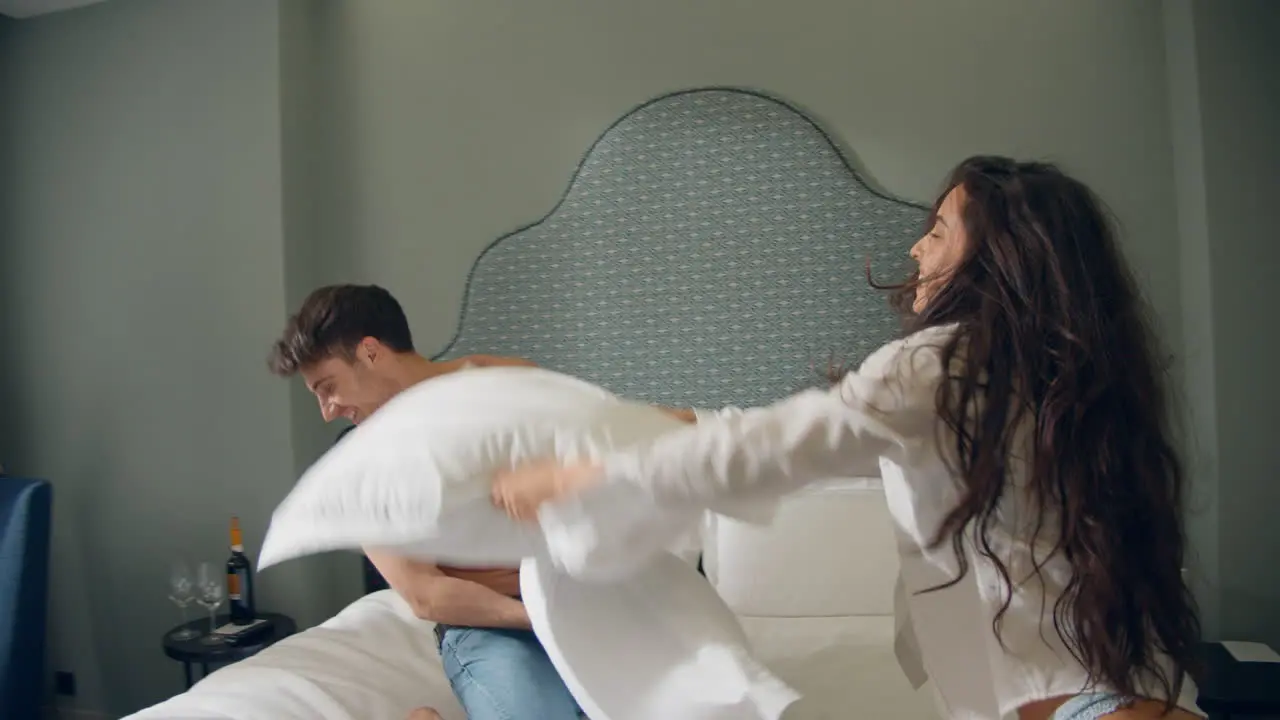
[606,379,921,506]
[493,334,947,518]
[602,335,946,505]
[657,406,698,424]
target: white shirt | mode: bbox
[603,324,1201,719]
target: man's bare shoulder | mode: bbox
[458,354,537,369]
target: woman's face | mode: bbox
[909,184,970,314]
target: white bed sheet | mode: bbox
[125,590,465,720]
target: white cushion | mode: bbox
[704,480,899,617]
[522,551,800,720]
[259,366,698,572]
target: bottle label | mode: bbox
[228,573,241,600]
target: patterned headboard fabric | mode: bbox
[434,88,928,409]
[361,88,928,596]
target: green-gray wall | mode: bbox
[1185,0,1280,645]
[0,0,1273,716]
[0,1,346,716]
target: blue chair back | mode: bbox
[0,476,53,720]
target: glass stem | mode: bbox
[180,603,189,626]
[209,606,216,633]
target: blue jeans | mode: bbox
[437,625,581,720]
[1051,694,1127,719]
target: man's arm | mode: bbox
[364,549,530,629]
[370,353,530,628]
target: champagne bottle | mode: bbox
[226,516,257,624]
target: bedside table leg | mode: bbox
[183,662,193,690]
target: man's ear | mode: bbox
[357,338,379,364]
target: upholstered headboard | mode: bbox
[436,88,926,406]
[361,87,928,595]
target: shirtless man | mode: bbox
[268,283,588,720]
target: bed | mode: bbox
[126,87,939,720]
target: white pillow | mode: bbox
[258,366,701,572]
[521,551,801,720]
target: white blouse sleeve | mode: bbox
[603,332,949,507]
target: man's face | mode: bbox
[300,348,400,425]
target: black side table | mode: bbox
[1197,641,1280,719]
[163,612,297,689]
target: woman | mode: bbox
[492,156,1203,720]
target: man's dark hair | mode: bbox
[267,284,415,376]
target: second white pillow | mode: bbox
[522,551,801,720]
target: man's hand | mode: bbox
[363,549,530,629]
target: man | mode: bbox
[267,283,583,720]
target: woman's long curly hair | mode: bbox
[880,156,1201,706]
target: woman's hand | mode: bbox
[491,459,603,521]
[657,406,697,424]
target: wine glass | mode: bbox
[167,562,199,640]
[195,561,226,645]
